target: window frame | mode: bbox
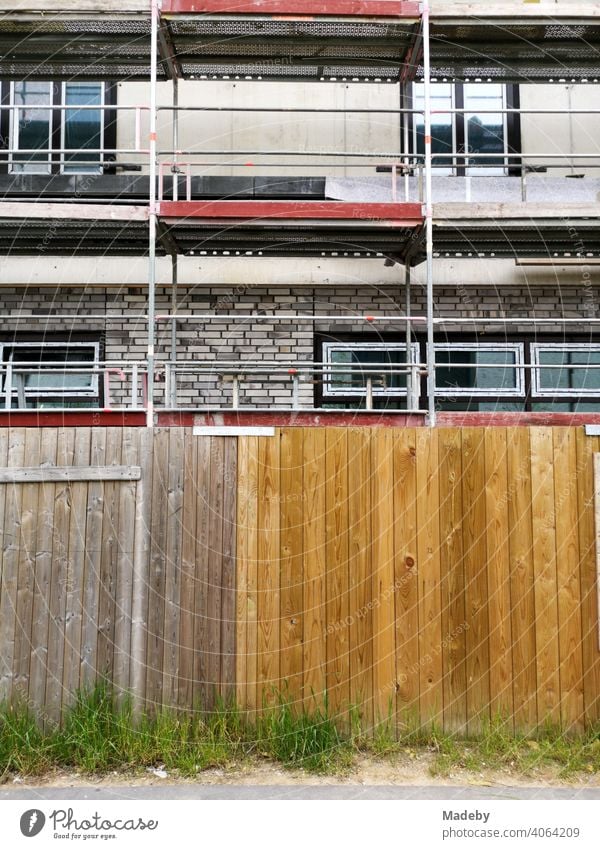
[321,340,421,399]
[9,81,53,175]
[1,81,116,176]
[407,82,521,177]
[0,340,101,403]
[530,343,600,398]
[59,81,105,175]
[434,342,526,397]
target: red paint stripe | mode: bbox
[0,411,146,428]
[162,0,420,18]
[436,412,600,427]
[158,200,424,225]
[157,411,426,427]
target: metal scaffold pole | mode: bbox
[422,0,436,427]
[147,0,159,428]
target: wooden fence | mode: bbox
[236,427,600,733]
[0,425,598,733]
[0,427,237,725]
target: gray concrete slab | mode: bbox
[0,785,599,801]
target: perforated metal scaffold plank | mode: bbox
[156,199,424,260]
[2,2,600,82]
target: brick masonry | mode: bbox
[0,282,597,409]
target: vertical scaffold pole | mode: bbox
[170,254,178,407]
[405,261,413,409]
[147,0,159,428]
[422,1,436,427]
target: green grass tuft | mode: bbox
[257,694,352,773]
[1,688,599,782]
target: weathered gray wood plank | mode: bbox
[0,466,140,483]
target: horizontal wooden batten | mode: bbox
[0,465,141,483]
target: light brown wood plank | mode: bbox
[416,429,443,728]
[279,428,304,708]
[244,436,260,715]
[45,428,75,725]
[220,437,237,703]
[553,428,584,731]
[62,428,91,712]
[257,432,280,707]
[438,428,467,734]
[28,428,58,717]
[12,429,41,706]
[462,428,490,735]
[576,428,600,725]
[302,427,326,709]
[348,428,373,732]
[161,428,185,707]
[484,427,513,729]
[206,437,225,710]
[371,427,396,726]
[530,427,560,726]
[236,436,249,710]
[393,428,419,732]
[325,428,350,720]
[507,428,537,731]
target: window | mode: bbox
[411,83,520,176]
[322,341,420,398]
[10,82,52,174]
[435,343,525,396]
[3,81,114,175]
[318,336,600,413]
[60,82,104,174]
[0,341,100,409]
[531,344,600,397]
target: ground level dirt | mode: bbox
[6,753,600,791]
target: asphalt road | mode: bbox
[1,785,599,800]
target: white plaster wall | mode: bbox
[117,80,402,177]
[520,84,600,177]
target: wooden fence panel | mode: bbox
[237,426,600,734]
[0,427,238,722]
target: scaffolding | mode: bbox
[0,0,599,425]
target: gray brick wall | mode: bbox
[0,283,596,409]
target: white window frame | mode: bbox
[9,81,105,175]
[9,81,53,175]
[0,341,100,400]
[434,342,525,396]
[322,341,420,398]
[59,81,105,175]
[531,343,600,398]
[412,82,457,177]
[412,83,509,177]
[464,84,508,177]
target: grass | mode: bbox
[1,689,599,781]
[426,716,600,779]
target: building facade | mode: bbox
[0,1,598,424]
